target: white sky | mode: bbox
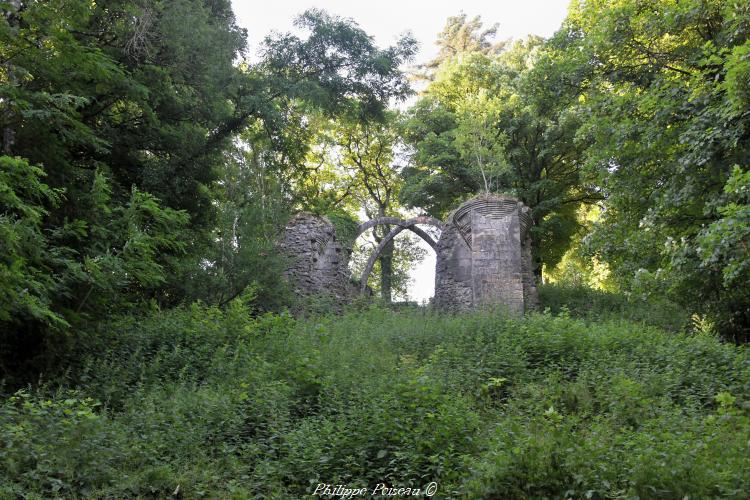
[233,0,571,65]
[231,0,571,302]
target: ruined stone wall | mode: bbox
[433,222,473,311]
[433,195,539,313]
[278,202,538,313]
[521,232,540,311]
[278,213,354,303]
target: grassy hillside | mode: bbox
[2,301,749,498]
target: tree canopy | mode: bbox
[557,0,750,340]
[401,33,599,273]
[0,1,417,375]
[3,2,750,497]
[2,0,750,370]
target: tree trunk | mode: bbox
[379,234,394,303]
[1,1,21,155]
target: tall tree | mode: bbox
[300,111,426,302]
[423,13,506,74]
[0,0,247,378]
[556,0,750,339]
[401,36,599,273]
[0,2,417,377]
[338,114,402,302]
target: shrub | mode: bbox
[1,304,748,497]
[539,283,691,332]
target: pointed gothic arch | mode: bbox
[356,216,443,293]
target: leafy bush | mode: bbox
[1,156,190,386]
[539,283,691,332]
[325,210,360,250]
[2,304,749,497]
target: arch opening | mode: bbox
[354,216,443,299]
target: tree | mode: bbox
[401,35,599,273]
[0,0,248,316]
[337,114,408,302]
[556,0,750,339]
[453,89,509,194]
[259,8,416,123]
[237,10,418,303]
[190,132,291,312]
[422,13,506,75]
[0,0,231,361]
[0,2,418,377]
[300,111,426,302]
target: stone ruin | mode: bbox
[433,195,539,313]
[278,195,539,314]
[277,213,355,304]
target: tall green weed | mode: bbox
[1,304,748,498]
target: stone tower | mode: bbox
[277,213,354,304]
[433,195,539,313]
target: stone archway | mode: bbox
[278,196,540,313]
[355,216,443,241]
[356,216,443,294]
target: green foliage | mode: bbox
[3,2,750,496]
[262,9,416,120]
[1,0,247,221]
[556,0,750,340]
[298,110,426,302]
[181,140,292,312]
[726,40,750,110]
[424,13,506,72]
[402,1,750,339]
[0,390,119,498]
[401,37,599,272]
[1,0,420,382]
[0,0,248,378]
[693,165,750,338]
[0,155,189,384]
[2,306,749,497]
[539,284,691,333]
[0,156,66,328]
[0,153,186,361]
[698,166,750,287]
[325,210,360,250]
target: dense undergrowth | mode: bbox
[2,295,749,498]
[538,284,692,333]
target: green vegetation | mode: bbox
[2,303,749,498]
[3,0,750,496]
[538,284,691,333]
[0,1,416,379]
[398,1,750,339]
[3,0,750,340]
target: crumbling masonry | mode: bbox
[277,213,355,304]
[278,195,539,313]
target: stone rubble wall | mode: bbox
[277,213,354,304]
[433,222,473,311]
